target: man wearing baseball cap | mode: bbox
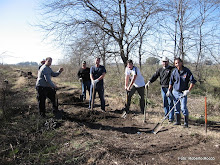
[77,61,91,101]
[145,56,175,122]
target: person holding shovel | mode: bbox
[36,57,64,118]
[89,57,106,111]
[167,58,196,127]
[77,61,91,101]
[123,59,145,116]
[145,57,175,122]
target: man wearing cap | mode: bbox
[145,57,175,122]
[77,61,91,101]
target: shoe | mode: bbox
[183,115,189,128]
[169,119,174,123]
[174,113,181,125]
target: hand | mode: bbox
[183,90,189,96]
[79,78,82,82]
[126,86,131,91]
[58,68,64,73]
[92,79,99,85]
[145,81,150,88]
[166,90,171,97]
[94,79,99,84]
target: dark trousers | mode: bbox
[36,86,57,115]
[89,84,105,110]
[126,86,145,114]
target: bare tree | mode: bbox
[39,0,163,67]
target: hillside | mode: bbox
[0,65,219,164]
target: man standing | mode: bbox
[77,61,91,101]
[167,58,196,127]
[89,57,106,111]
[124,59,145,115]
[36,57,63,118]
[146,57,175,122]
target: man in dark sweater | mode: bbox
[77,61,91,101]
[145,57,175,122]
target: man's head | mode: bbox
[127,59,133,69]
[45,57,52,66]
[95,57,101,66]
[41,59,46,65]
[82,61,86,67]
[174,57,183,70]
[161,57,169,67]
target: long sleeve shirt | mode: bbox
[149,66,175,88]
[77,67,91,82]
[169,66,197,92]
[36,64,60,88]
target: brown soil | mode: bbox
[0,68,219,165]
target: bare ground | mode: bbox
[0,67,219,165]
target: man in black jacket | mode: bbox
[145,57,175,122]
[77,61,91,101]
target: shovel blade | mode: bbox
[152,123,163,134]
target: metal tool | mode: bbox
[152,96,182,134]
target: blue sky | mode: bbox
[0,0,63,64]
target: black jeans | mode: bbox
[36,86,57,115]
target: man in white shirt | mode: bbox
[124,59,146,115]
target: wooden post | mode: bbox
[205,97,207,133]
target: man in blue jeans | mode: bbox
[167,58,197,127]
[146,57,175,122]
[89,57,106,111]
[77,61,91,101]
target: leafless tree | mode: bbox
[39,0,163,67]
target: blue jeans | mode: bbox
[89,84,105,110]
[161,87,174,120]
[172,90,188,116]
[82,81,91,99]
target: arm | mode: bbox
[77,69,81,79]
[51,68,63,77]
[128,75,137,90]
[125,75,129,90]
[188,83,194,91]
[44,73,56,88]
[97,72,105,81]
[149,69,160,83]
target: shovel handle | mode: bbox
[161,96,182,124]
[91,84,95,110]
[144,86,148,123]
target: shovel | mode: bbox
[91,83,96,111]
[80,79,84,102]
[121,90,129,118]
[143,86,148,123]
[152,96,182,134]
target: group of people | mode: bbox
[36,56,196,128]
